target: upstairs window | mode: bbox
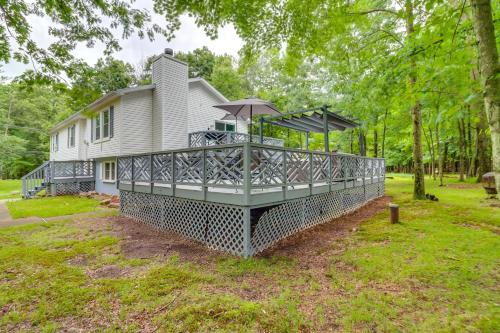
[215,121,235,132]
[52,133,59,152]
[92,105,114,142]
[67,125,76,148]
[103,109,110,138]
[94,114,101,141]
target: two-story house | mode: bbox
[48,49,247,195]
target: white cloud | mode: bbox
[2,2,243,79]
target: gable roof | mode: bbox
[188,78,229,103]
[50,84,156,133]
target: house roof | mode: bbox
[188,78,229,103]
[50,79,227,134]
[50,84,156,134]
[86,84,156,111]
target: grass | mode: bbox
[0,179,22,200]
[6,196,102,219]
[0,174,498,331]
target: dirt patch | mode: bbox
[104,196,390,265]
[68,256,88,267]
[260,196,391,261]
[87,265,129,279]
[111,217,224,263]
[446,183,482,189]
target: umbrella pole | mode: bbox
[250,105,253,143]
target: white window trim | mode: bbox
[93,108,112,143]
[68,124,76,148]
[102,160,116,183]
[52,133,59,152]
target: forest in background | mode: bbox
[0,0,497,199]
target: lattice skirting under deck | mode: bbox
[53,181,95,196]
[119,181,384,257]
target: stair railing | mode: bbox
[21,161,51,198]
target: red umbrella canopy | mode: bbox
[213,98,281,118]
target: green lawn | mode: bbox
[0,179,22,200]
[6,196,102,219]
[0,175,498,331]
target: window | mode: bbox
[102,161,116,182]
[67,125,76,148]
[103,109,110,138]
[94,114,101,140]
[215,121,235,132]
[91,106,114,142]
[52,133,59,152]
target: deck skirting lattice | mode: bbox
[53,181,95,196]
[119,180,384,257]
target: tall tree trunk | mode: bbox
[470,0,500,197]
[359,130,366,156]
[458,119,466,181]
[382,108,388,158]
[436,122,444,186]
[444,141,449,173]
[429,125,436,180]
[373,128,378,157]
[477,108,490,181]
[406,0,425,199]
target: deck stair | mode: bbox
[21,161,51,199]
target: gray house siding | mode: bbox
[152,54,189,150]
[94,159,119,195]
[120,89,153,155]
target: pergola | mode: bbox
[258,105,358,152]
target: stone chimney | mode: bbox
[151,49,188,150]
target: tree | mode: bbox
[0,0,165,83]
[67,57,137,110]
[470,0,499,197]
[176,47,216,79]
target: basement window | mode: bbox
[102,161,116,182]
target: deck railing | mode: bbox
[21,161,95,198]
[189,130,284,148]
[117,142,384,206]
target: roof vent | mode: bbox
[164,48,174,56]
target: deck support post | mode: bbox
[242,207,252,258]
[306,131,309,152]
[243,142,252,206]
[259,117,264,144]
[322,105,329,153]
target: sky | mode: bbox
[2,3,244,79]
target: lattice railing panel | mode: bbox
[175,151,203,184]
[206,147,244,186]
[286,151,309,184]
[133,156,151,182]
[152,153,172,183]
[118,157,132,181]
[312,154,330,183]
[331,155,344,180]
[250,148,284,186]
[189,131,284,148]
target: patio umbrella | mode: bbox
[214,98,281,141]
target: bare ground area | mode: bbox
[104,196,391,264]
